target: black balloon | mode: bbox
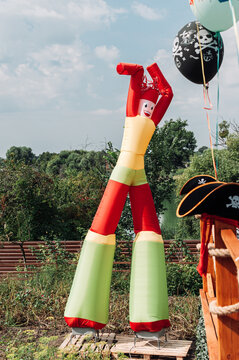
[173,21,224,84]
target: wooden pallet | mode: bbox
[59,332,116,356]
[59,332,192,360]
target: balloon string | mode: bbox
[216,38,220,173]
[203,85,213,110]
[196,22,207,87]
[228,0,239,63]
[196,22,218,180]
[205,102,218,180]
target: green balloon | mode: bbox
[189,0,239,32]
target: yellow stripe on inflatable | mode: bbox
[116,115,155,170]
[134,231,163,243]
[116,152,144,170]
[85,230,116,245]
[121,116,155,154]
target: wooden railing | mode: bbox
[0,239,199,275]
[199,219,239,360]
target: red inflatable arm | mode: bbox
[147,63,173,126]
[116,63,143,76]
[117,63,144,117]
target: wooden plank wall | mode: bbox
[0,239,199,275]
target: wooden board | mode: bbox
[59,332,116,355]
[59,332,192,360]
[200,289,218,360]
[214,221,239,360]
[221,228,239,270]
[111,335,191,359]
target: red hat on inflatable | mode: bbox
[140,87,159,103]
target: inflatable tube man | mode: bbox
[64,62,173,333]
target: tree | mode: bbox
[36,151,57,172]
[146,118,197,173]
[0,163,60,266]
[145,118,197,215]
[45,149,107,178]
[0,163,59,243]
[6,146,36,165]
[197,146,208,154]
[54,172,105,239]
[218,120,230,145]
[0,158,5,168]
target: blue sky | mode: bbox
[0,0,238,158]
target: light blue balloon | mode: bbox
[190,0,239,32]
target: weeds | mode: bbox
[3,330,78,360]
[0,259,201,359]
[168,295,200,339]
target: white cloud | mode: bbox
[67,0,126,24]
[23,7,64,19]
[30,43,93,76]
[94,45,120,63]
[153,49,171,63]
[0,0,126,110]
[0,0,126,27]
[0,0,63,18]
[90,108,114,115]
[132,2,165,21]
[0,42,94,110]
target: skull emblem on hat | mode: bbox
[226,195,239,209]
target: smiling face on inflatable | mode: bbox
[138,86,159,119]
[138,99,156,118]
[189,0,239,32]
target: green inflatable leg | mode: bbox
[64,231,115,329]
[129,231,170,332]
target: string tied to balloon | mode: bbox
[215,31,222,173]
[196,22,219,181]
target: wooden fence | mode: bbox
[0,239,199,275]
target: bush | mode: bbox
[166,263,202,296]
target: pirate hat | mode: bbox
[177,182,239,221]
[179,174,217,195]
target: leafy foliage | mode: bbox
[166,263,202,296]
[145,118,197,215]
[44,149,107,178]
[6,146,36,165]
[54,172,105,239]
[0,161,105,243]
[0,163,58,243]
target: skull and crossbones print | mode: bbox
[198,178,207,185]
[195,29,218,54]
[179,29,196,45]
[173,37,183,58]
[172,36,184,67]
[226,195,239,209]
